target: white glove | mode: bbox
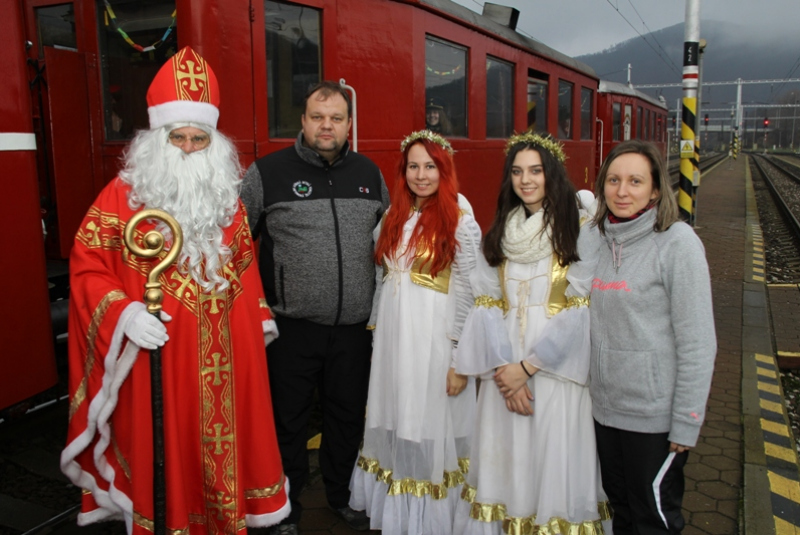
[124,308,171,350]
[263,319,279,346]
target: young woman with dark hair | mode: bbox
[454,132,610,534]
[590,140,716,534]
[349,131,481,535]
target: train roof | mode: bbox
[598,80,668,110]
[413,0,598,80]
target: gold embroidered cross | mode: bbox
[206,490,236,520]
[170,270,195,301]
[203,352,231,387]
[176,60,205,92]
[202,291,226,314]
[203,423,233,456]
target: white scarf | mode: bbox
[501,205,553,264]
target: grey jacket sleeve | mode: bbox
[378,171,390,212]
[240,163,265,235]
[368,217,384,329]
[661,225,717,447]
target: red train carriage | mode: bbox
[6,0,600,410]
[596,80,669,174]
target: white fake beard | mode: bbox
[120,125,242,293]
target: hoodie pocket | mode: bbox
[600,347,664,414]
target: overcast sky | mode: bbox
[450,0,800,57]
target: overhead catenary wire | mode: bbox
[603,0,681,77]
[624,0,681,74]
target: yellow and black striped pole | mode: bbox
[679,0,701,223]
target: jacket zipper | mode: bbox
[328,172,344,325]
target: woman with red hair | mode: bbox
[349,131,481,534]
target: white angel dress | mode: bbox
[453,203,611,535]
[349,194,482,535]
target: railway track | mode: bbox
[749,153,800,283]
[667,152,727,190]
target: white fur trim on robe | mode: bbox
[60,300,146,525]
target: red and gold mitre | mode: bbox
[147,46,220,130]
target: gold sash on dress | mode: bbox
[496,256,587,318]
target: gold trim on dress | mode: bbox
[133,510,189,534]
[70,289,127,422]
[498,260,510,315]
[245,474,286,498]
[356,455,469,500]
[462,483,611,535]
[546,256,570,317]
[474,295,507,312]
[409,250,451,294]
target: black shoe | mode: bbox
[332,506,370,531]
[266,523,299,535]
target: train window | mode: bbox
[97,0,177,140]
[265,1,321,139]
[645,109,651,140]
[612,102,621,141]
[580,87,592,140]
[486,57,513,138]
[526,71,548,134]
[557,81,573,140]
[650,112,656,141]
[36,4,77,58]
[656,115,662,142]
[636,107,643,139]
[426,36,468,137]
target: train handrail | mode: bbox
[339,79,357,152]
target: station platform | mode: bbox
[2,155,800,535]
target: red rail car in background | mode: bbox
[6,0,603,411]
[596,80,669,174]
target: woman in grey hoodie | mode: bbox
[589,140,716,534]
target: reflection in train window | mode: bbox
[527,70,548,134]
[612,102,621,141]
[97,0,177,141]
[558,80,573,140]
[36,4,77,58]
[265,1,321,139]
[426,36,467,137]
[486,57,513,138]
[637,107,643,139]
[580,87,593,140]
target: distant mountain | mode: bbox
[577,21,800,118]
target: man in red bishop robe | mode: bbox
[60,46,290,534]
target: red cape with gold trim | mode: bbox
[61,178,290,534]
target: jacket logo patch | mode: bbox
[293,181,312,198]
[359,186,370,194]
[592,278,632,292]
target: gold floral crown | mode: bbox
[400,130,454,155]
[504,132,567,163]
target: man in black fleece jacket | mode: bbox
[241,81,389,534]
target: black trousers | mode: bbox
[594,421,689,534]
[268,316,372,524]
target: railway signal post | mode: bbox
[680,0,701,224]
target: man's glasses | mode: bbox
[169,132,210,149]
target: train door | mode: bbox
[623,104,632,141]
[24,1,94,261]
